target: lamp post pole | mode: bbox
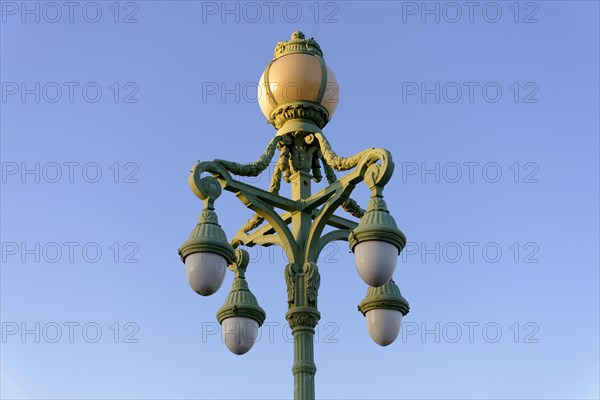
[178,32,410,400]
[287,170,320,399]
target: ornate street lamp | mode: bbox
[178,31,410,400]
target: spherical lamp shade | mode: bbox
[258,56,338,120]
[185,252,227,296]
[258,31,339,132]
[322,66,339,117]
[221,316,260,355]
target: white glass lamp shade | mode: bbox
[354,241,399,287]
[185,252,227,296]
[258,53,339,120]
[221,317,259,355]
[366,308,403,346]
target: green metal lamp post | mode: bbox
[178,31,410,400]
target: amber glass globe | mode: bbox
[258,53,339,121]
[257,32,339,129]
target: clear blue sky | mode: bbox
[1,1,599,399]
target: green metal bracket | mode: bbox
[178,176,235,264]
[217,249,266,326]
[348,196,406,254]
[358,279,410,316]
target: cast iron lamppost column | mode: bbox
[178,32,410,400]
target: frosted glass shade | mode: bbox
[258,53,339,120]
[221,317,259,355]
[354,241,399,287]
[366,309,403,346]
[185,252,227,296]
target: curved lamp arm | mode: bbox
[303,144,396,263]
[188,132,395,267]
[316,230,352,257]
[188,160,300,264]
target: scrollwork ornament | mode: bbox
[195,176,222,202]
[364,164,381,191]
[303,262,320,306]
[286,310,320,329]
[281,134,293,146]
[284,263,296,304]
[200,209,219,224]
[370,196,388,211]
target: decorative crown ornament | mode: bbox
[274,31,324,59]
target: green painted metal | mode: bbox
[178,177,235,264]
[217,249,266,326]
[270,101,330,131]
[348,196,407,254]
[275,112,326,134]
[179,32,410,400]
[273,31,323,59]
[358,279,410,316]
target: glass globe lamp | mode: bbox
[349,197,406,287]
[358,279,410,346]
[257,31,339,135]
[217,252,266,355]
[178,209,235,296]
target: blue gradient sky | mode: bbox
[1,1,599,399]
